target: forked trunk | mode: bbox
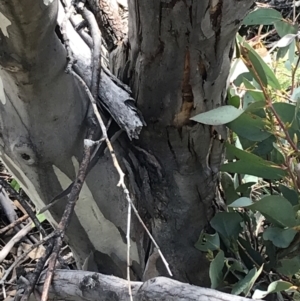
[0,0,254,287]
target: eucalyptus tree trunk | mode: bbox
[0,0,254,293]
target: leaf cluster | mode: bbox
[193,7,300,300]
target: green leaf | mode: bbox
[277,256,300,276]
[288,40,296,69]
[270,143,285,165]
[10,179,20,193]
[244,100,266,114]
[239,238,264,269]
[221,144,287,180]
[253,135,276,157]
[250,195,297,228]
[273,102,300,140]
[264,240,277,270]
[220,172,240,205]
[243,174,259,183]
[227,112,271,142]
[36,213,46,223]
[31,213,47,228]
[195,232,220,252]
[210,212,243,247]
[235,182,255,197]
[191,106,243,125]
[243,8,282,25]
[243,78,265,102]
[253,280,294,299]
[234,71,254,87]
[292,87,300,131]
[279,184,298,206]
[228,93,240,109]
[240,41,281,90]
[209,250,225,289]
[274,20,298,37]
[273,102,296,125]
[263,226,297,248]
[228,197,253,208]
[276,34,297,48]
[292,86,300,103]
[228,260,245,273]
[231,265,264,296]
[276,44,290,61]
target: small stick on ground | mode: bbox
[0,179,46,237]
[0,214,29,235]
[21,239,55,301]
[0,231,58,286]
[0,223,33,263]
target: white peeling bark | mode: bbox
[0,0,143,278]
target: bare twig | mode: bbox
[290,50,300,96]
[268,103,299,153]
[79,6,101,100]
[60,2,76,72]
[0,223,33,263]
[126,197,133,301]
[0,179,47,237]
[40,131,95,301]
[86,0,126,51]
[76,5,135,299]
[21,239,54,301]
[71,69,173,280]
[293,0,296,23]
[40,238,62,301]
[0,185,17,223]
[124,189,173,277]
[0,231,57,286]
[71,70,173,278]
[0,213,29,235]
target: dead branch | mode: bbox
[39,129,96,301]
[86,0,127,51]
[0,214,29,235]
[0,223,32,263]
[57,1,145,140]
[0,185,17,224]
[0,179,46,237]
[31,270,263,301]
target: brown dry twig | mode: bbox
[40,130,95,301]
[0,213,29,235]
[0,179,46,237]
[0,231,58,287]
[0,223,33,263]
[37,9,103,297]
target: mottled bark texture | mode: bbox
[0,0,254,292]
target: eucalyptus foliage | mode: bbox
[193,6,300,300]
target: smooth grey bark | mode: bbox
[30,270,262,301]
[0,0,143,280]
[0,0,255,297]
